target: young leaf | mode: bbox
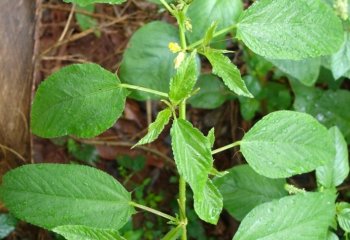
[63,0,125,6]
[316,127,349,189]
[0,214,17,239]
[233,192,336,240]
[193,180,223,225]
[75,5,100,37]
[53,225,126,240]
[331,32,350,80]
[203,49,253,98]
[161,225,182,240]
[169,51,199,105]
[0,164,134,230]
[171,119,213,196]
[119,21,179,100]
[134,108,172,147]
[207,128,215,148]
[214,164,288,221]
[31,63,128,138]
[236,0,344,60]
[240,111,335,178]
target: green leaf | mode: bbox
[171,119,213,196]
[117,155,146,171]
[327,231,339,240]
[67,139,98,163]
[240,111,335,178]
[0,214,17,239]
[263,82,292,113]
[203,49,253,98]
[194,180,223,224]
[161,225,182,240]
[63,0,125,6]
[316,127,349,189]
[337,207,350,232]
[331,32,350,80]
[233,192,336,240]
[119,21,179,100]
[207,128,215,148]
[270,58,321,86]
[75,5,100,37]
[31,63,127,138]
[134,108,172,147]
[169,51,199,104]
[53,225,125,240]
[293,82,350,142]
[0,164,133,230]
[236,0,344,60]
[187,0,243,46]
[214,164,288,221]
[189,74,233,109]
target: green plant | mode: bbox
[1,0,349,239]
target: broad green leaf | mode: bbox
[187,0,243,46]
[119,21,179,100]
[240,111,335,178]
[31,63,127,138]
[316,127,349,188]
[293,82,350,142]
[53,225,125,240]
[214,164,287,221]
[169,51,199,104]
[0,214,17,239]
[75,5,100,37]
[189,74,233,109]
[134,108,172,147]
[0,164,133,230]
[337,207,350,232]
[161,225,182,240]
[331,32,350,80]
[63,0,125,6]
[233,192,336,240]
[236,0,344,60]
[194,180,223,224]
[327,231,339,240]
[203,49,253,98]
[171,119,213,196]
[270,58,321,86]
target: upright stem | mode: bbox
[179,101,187,240]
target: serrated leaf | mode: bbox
[316,127,349,189]
[63,0,125,6]
[240,111,335,178]
[161,225,182,240]
[0,164,133,230]
[169,51,199,104]
[0,214,17,239]
[331,32,350,80]
[236,0,344,60]
[270,58,321,86]
[53,225,125,240]
[202,22,218,47]
[203,49,253,98]
[194,180,223,224]
[119,21,179,100]
[233,192,336,240]
[31,63,127,138]
[134,108,172,147]
[171,119,213,196]
[214,164,287,221]
[75,5,100,37]
[207,128,215,148]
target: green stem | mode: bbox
[129,202,177,222]
[159,0,175,15]
[188,24,237,50]
[179,101,187,240]
[211,141,241,155]
[120,83,169,98]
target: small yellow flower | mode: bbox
[168,42,182,53]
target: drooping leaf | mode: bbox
[75,4,100,37]
[0,214,17,239]
[214,164,287,221]
[331,32,350,80]
[169,51,199,104]
[316,127,349,189]
[53,225,125,240]
[270,58,321,86]
[134,108,172,147]
[171,119,213,196]
[31,63,128,138]
[240,111,335,178]
[187,0,243,47]
[189,74,234,109]
[161,225,182,240]
[0,164,134,230]
[63,0,125,6]
[193,180,223,225]
[119,21,179,100]
[233,192,336,240]
[236,0,344,60]
[203,49,253,98]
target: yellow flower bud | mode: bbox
[168,42,182,53]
